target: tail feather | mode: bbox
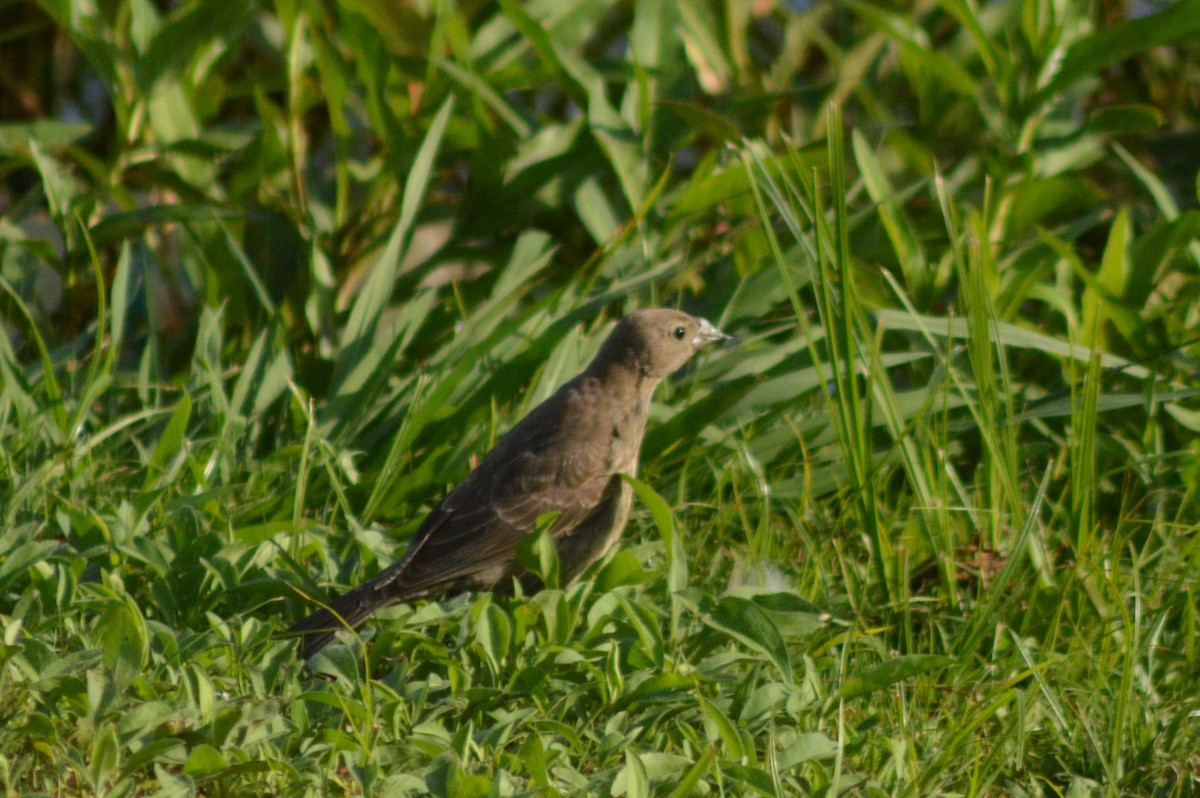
[289,582,393,660]
[291,540,430,659]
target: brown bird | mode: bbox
[291,308,732,659]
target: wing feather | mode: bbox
[383,383,615,595]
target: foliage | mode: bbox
[3,0,1200,795]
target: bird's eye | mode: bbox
[673,326,687,340]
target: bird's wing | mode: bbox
[389,394,614,594]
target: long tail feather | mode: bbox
[289,581,392,659]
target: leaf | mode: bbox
[725,590,827,639]
[494,2,648,216]
[638,753,692,782]
[144,393,191,490]
[620,475,686,593]
[139,1,256,89]
[98,604,146,688]
[182,744,228,776]
[1129,212,1200,305]
[88,205,241,246]
[777,732,839,768]
[613,749,650,798]
[1038,1,1200,103]
[616,594,664,668]
[594,551,653,591]
[678,1,731,94]
[873,309,1149,378]
[838,654,954,700]
[1002,175,1097,237]
[122,738,186,774]
[0,120,91,149]
[229,326,293,420]
[519,733,551,786]
[0,526,57,592]
[1166,403,1200,433]
[515,513,561,590]
[1082,207,1143,349]
[657,100,740,144]
[853,127,927,296]
[704,596,793,682]
[1086,104,1164,135]
[326,96,454,427]
[233,520,293,546]
[495,0,584,100]
[474,602,512,670]
[642,375,757,459]
[697,695,744,757]
[666,749,715,798]
[739,680,787,725]
[0,273,67,437]
[88,724,120,790]
[109,243,131,361]
[723,764,777,797]
[28,138,76,223]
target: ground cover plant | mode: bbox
[2,0,1200,795]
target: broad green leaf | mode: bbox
[122,739,186,775]
[697,695,743,757]
[182,744,228,776]
[724,590,827,639]
[777,732,839,768]
[234,520,293,546]
[98,604,146,687]
[838,654,954,700]
[620,475,687,595]
[88,724,120,790]
[474,602,512,670]
[515,513,561,590]
[1080,207,1134,349]
[519,733,551,786]
[704,596,793,682]
[1003,175,1097,238]
[594,551,653,591]
[613,749,650,798]
[723,764,777,796]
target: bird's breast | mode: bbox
[557,475,634,582]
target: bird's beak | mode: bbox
[693,317,735,349]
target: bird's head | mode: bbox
[597,308,733,380]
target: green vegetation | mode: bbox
[3,0,1200,794]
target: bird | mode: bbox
[290,307,732,659]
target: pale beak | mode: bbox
[693,317,736,349]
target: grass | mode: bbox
[3,0,1200,795]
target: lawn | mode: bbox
[2,1,1200,795]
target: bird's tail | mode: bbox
[288,581,393,660]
